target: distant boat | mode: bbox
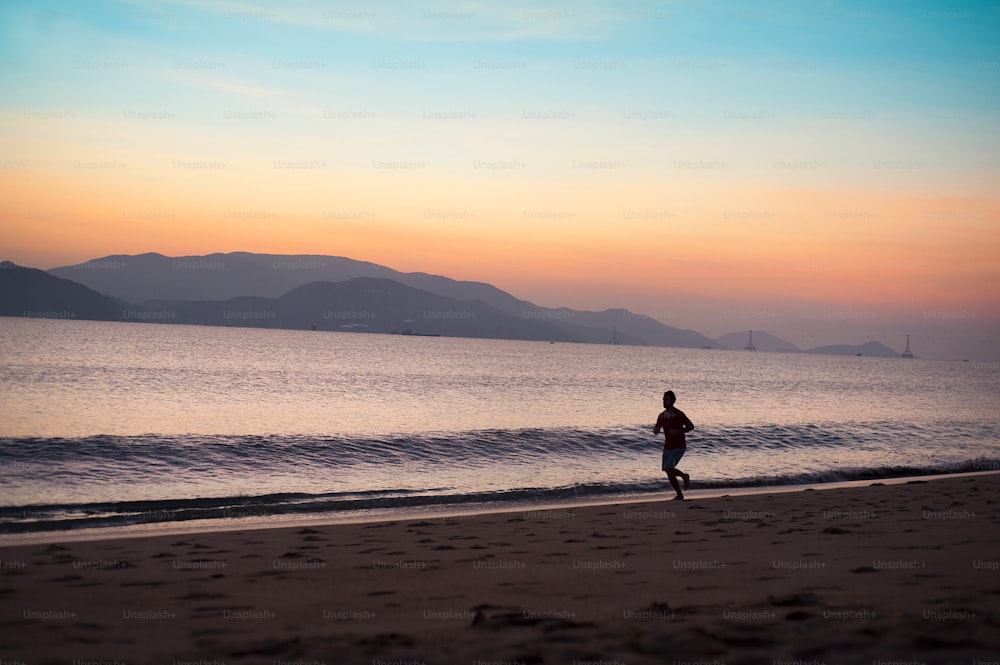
[610,326,618,345]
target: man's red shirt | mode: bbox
[656,408,693,450]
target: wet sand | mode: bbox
[1,474,997,664]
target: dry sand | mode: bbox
[1,474,998,665]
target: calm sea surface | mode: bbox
[1,317,997,534]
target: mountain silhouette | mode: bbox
[48,252,521,308]
[0,261,129,321]
[17,253,905,355]
[715,330,801,353]
[49,252,717,348]
[164,277,629,342]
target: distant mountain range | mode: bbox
[0,261,130,321]
[710,329,897,357]
[46,252,715,347]
[714,330,802,353]
[0,252,905,357]
[158,277,599,341]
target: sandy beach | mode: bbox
[1,474,997,664]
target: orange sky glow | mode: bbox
[2,1,999,359]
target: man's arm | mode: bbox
[653,412,662,435]
[681,413,694,433]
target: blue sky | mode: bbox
[2,0,998,359]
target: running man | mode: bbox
[653,390,694,500]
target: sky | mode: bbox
[1,0,999,359]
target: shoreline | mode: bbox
[2,473,998,663]
[0,473,996,663]
[3,470,998,547]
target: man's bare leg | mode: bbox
[666,470,684,500]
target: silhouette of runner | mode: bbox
[653,390,694,500]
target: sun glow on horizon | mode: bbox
[2,0,999,358]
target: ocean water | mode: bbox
[1,317,997,535]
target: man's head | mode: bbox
[663,390,676,408]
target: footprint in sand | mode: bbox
[121,580,168,588]
[178,591,228,601]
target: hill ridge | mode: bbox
[48,252,716,348]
